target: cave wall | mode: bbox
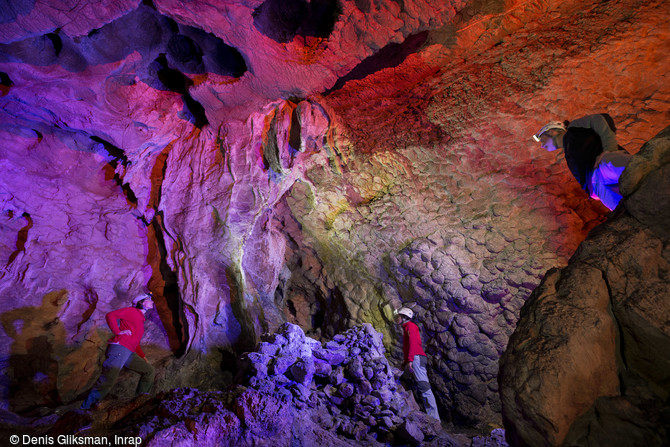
[280,0,670,425]
[0,0,669,428]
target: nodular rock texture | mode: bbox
[499,126,670,447]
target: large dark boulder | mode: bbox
[499,126,670,447]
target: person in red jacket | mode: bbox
[396,307,441,421]
[80,293,155,410]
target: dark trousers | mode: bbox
[81,344,154,409]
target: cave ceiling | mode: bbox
[0,0,669,426]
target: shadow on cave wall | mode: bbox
[0,4,247,77]
[326,31,429,94]
[0,0,35,25]
[0,290,69,413]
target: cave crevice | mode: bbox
[145,146,189,358]
[151,211,188,359]
[288,104,302,151]
[45,32,62,56]
[1,72,13,96]
[89,136,138,207]
[5,212,32,267]
[252,0,340,43]
[0,0,35,25]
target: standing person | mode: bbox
[80,293,155,410]
[533,113,632,210]
[395,307,441,422]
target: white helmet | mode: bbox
[132,293,153,306]
[533,121,566,142]
[395,307,414,319]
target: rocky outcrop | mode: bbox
[235,323,439,444]
[9,323,507,447]
[499,126,670,446]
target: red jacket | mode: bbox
[402,321,426,363]
[106,307,146,358]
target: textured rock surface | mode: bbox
[0,0,668,432]
[235,323,445,444]
[236,323,436,442]
[499,127,670,446]
[1,324,511,447]
[289,0,670,425]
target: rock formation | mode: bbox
[37,324,484,447]
[499,126,670,447]
[0,0,668,438]
[236,322,427,442]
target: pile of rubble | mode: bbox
[236,322,434,442]
[41,323,506,446]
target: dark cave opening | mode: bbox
[167,34,205,74]
[153,54,192,94]
[0,71,12,96]
[311,302,325,331]
[141,0,157,10]
[207,39,248,78]
[288,104,302,151]
[287,299,298,318]
[252,0,341,43]
[171,25,248,78]
[45,32,62,56]
[219,349,238,378]
[153,54,209,128]
[182,95,209,129]
[0,71,12,86]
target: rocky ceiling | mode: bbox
[0,0,669,435]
